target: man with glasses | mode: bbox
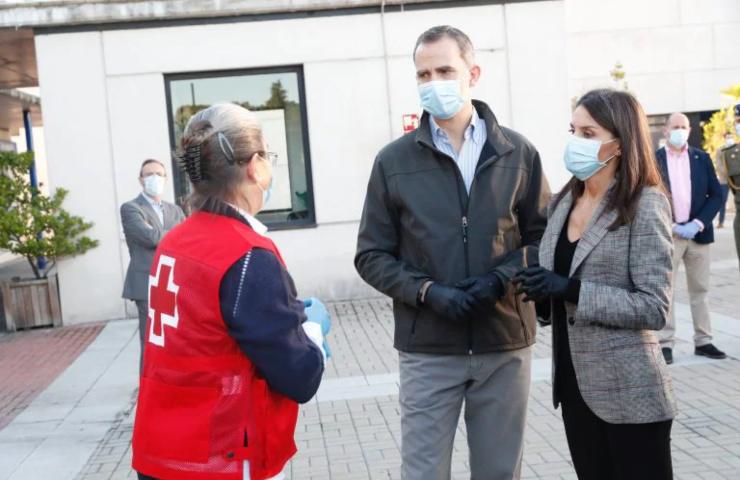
[121,159,186,369]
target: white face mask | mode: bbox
[143,174,165,197]
[668,128,689,148]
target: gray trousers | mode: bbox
[399,347,532,480]
[660,237,713,348]
[134,299,148,371]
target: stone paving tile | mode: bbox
[76,391,137,480]
[0,322,104,430]
[80,321,740,480]
[323,299,398,380]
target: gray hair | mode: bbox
[413,25,475,66]
[179,102,264,211]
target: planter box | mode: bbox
[1,275,62,331]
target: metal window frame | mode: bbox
[164,64,317,231]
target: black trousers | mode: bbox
[560,391,673,480]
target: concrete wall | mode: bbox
[1,0,448,28]
[36,32,130,323]
[35,1,573,323]
[565,0,740,114]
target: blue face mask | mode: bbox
[668,128,689,148]
[259,178,273,206]
[564,136,618,181]
[418,80,465,120]
[735,124,740,136]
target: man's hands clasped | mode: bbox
[423,272,505,322]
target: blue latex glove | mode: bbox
[303,297,332,358]
[673,221,701,239]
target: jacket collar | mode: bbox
[135,193,163,228]
[542,181,619,276]
[658,144,701,160]
[415,99,515,158]
[226,202,268,236]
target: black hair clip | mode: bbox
[181,143,203,183]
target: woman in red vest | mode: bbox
[132,103,330,480]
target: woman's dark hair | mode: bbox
[555,88,667,229]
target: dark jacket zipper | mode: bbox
[461,213,473,355]
[448,157,473,355]
[434,147,496,355]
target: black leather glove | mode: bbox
[455,273,505,313]
[535,300,552,327]
[512,266,573,303]
[423,283,477,323]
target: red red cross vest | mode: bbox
[132,211,299,480]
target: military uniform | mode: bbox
[719,142,740,269]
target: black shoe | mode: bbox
[662,347,673,365]
[695,344,727,359]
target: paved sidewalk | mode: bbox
[77,296,740,480]
[0,320,138,480]
[0,323,104,430]
[3,224,740,480]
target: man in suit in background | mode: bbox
[657,113,725,364]
[121,159,186,367]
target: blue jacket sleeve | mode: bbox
[694,150,723,227]
[220,248,324,404]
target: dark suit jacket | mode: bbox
[121,194,186,300]
[656,145,722,244]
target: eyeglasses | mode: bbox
[261,151,278,167]
[142,172,166,178]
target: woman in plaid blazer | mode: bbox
[515,89,676,480]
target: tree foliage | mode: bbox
[0,151,99,279]
[702,83,740,160]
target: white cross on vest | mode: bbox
[148,255,180,347]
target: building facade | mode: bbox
[1,0,738,324]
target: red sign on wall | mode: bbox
[402,114,420,134]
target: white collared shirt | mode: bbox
[429,108,487,193]
[142,192,164,226]
[226,203,268,236]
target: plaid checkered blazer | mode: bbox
[540,186,678,424]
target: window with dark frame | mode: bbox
[165,66,316,230]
